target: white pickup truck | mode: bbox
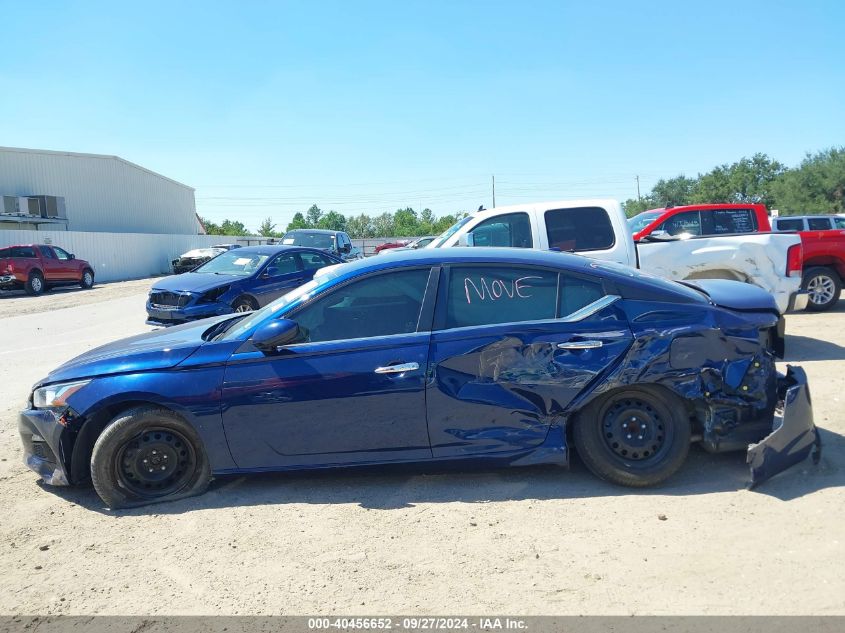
[426,199,806,313]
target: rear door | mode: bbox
[425,264,633,458]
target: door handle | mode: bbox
[557,340,603,350]
[374,362,420,374]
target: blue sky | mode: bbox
[1,0,843,229]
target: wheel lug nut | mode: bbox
[627,434,632,439]
[161,466,166,471]
[143,459,148,463]
[638,435,643,440]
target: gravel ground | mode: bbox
[0,281,842,615]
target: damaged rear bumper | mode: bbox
[747,365,821,487]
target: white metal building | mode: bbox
[0,146,198,234]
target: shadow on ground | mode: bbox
[42,425,843,516]
[785,334,845,362]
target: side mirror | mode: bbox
[253,319,300,352]
[458,233,475,247]
[69,254,76,259]
[342,243,351,253]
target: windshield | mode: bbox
[194,250,270,276]
[427,215,474,248]
[283,232,336,249]
[219,265,346,340]
[627,211,663,233]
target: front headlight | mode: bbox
[32,380,91,410]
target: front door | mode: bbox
[222,267,437,468]
[426,264,633,457]
[250,252,307,307]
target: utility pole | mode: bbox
[635,175,641,201]
[492,174,496,208]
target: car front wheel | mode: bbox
[232,296,258,313]
[80,269,95,289]
[90,406,211,509]
[573,386,691,487]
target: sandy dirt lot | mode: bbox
[0,281,842,616]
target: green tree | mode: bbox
[419,208,435,234]
[318,210,348,232]
[371,212,396,237]
[393,207,420,236]
[346,213,374,238]
[622,198,653,217]
[286,212,309,232]
[650,175,699,208]
[219,219,249,236]
[257,216,278,237]
[771,147,845,215]
[198,215,221,234]
[693,153,785,207]
[305,204,323,228]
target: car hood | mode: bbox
[39,318,226,385]
[152,272,246,294]
[178,248,223,259]
[683,279,780,313]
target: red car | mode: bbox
[0,244,95,295]
[374,239,411,254]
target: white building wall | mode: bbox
[0,230,228,282]
[0,147,197,235]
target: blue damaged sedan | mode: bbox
[146,245,342,326]
[21,248,820,508]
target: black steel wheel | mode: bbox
[91,406,211,509]
[573,386,690,487]
[116,427,197,498]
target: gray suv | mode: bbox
[281,229,364,261]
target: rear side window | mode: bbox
[658,211,701,236]
[808,217,833,231]
[545,207,615,251]
[701,209,757,234]
[10,246,36,258]
[445,266,557,329]
[300,251,334,270]
[775,218,804,231]
[470,213,533,248]
[0,249,8,258]
[559,276,605,317]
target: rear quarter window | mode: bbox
[545,207,615,251]
[775,218,804,231]
[701,209,757,234]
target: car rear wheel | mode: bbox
[232,296,258,313]
[803,267,840,312]
[90,406,211,509]
[25,271,45,295]
[80,269,95,289]
[572,386,691,487]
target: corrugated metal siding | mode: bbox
[0,229,230,282]
[0,147,197,235]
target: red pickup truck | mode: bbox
[0,244,95,295]
[629,204,845,311]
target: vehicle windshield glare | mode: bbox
[427,215,474,248]
[627,211,663,233]
[219,265,346,340]
[194,251,270,276]
[283,232,336,249]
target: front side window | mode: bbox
[264,254,299,277]
[775,218,804,231]
[545,207,615,251]
[53,247,71,260]
[444,266,557,329]
[470,213,533,248]
[292,269,430,343]
[808,217,833,231]
[659,211,701,236]
[834,217,845,229]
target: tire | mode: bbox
[25,270,45,295]
[232,295,258,313]
[572,386,691,487]
[802,266,841,312]
[80,268,95,289]
[90,406,211,509]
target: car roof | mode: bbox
[223,245,328,255]
[284,228,341,235]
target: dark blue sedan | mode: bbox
[21,249,820,508]
[146,245,342,326]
